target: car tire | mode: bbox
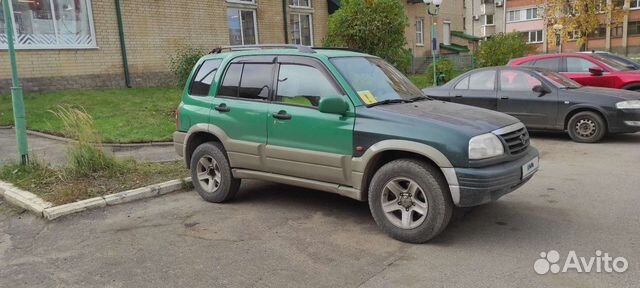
[368,159,453,243]
[567,111,607,143]
[190,142,241,203]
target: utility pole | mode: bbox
[2,0,29,164]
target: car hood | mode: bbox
[373,100,520,136]
[574,87,640,101]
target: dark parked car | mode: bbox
[579,51,640,70]
[423,66,640,143]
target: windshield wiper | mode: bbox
[408,96,431,102]
[367,99,412,107]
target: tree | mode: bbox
[476,32,533,67]
[324,0,409,71]
[543,0,626,51]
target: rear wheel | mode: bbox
[368,159,453,243]
[190,142,240,203]
[567,111,606,143]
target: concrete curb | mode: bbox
[0,177,192,220]
[0,126,172,147]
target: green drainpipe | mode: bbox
[282,0,289,44]
[114,0,132,88]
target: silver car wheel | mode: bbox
[196,155,221,193]
[381,177,429,229]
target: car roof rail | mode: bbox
[312,47,364,53]
[209,44,316,54]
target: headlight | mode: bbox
[469,133,504,160]
[616,100,640,109]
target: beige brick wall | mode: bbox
[0,0,329,92]
[405,2,464,58]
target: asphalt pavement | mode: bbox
[0,132,638,288]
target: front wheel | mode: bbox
[368,159,453,243]
[567,111,606,143]
[190,142,241,203]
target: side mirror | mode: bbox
[318,96,349,115]
[589,66,604,76]
[532,84,551,97]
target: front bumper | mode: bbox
[609,109,640,133]
[448,147,539,207]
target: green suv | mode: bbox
[173,45,539,243]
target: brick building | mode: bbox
[0,0,328,93]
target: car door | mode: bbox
[562,56,614,88]
[497,69,558,129]
[182,59,224,128]
[265,56,355,185]
[449,70,498,110]
[211,56,275,172]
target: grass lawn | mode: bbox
[408,74,431,89]
[0,87,181,143]
[0,160,189,205]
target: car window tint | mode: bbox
[454,76,469,90]
[533,58,560,72]
[238,63,273,100]
[566,57,598,72]
[276,64,342,107]
[189,59,222,96]
[500,70,542,92]
[218,63,243,98]
[468,70,496,90]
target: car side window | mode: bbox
[533,58,560,72]
[275,64,342,107]
[468,70,496,90]
[189,59,222,96]
[566,57,598,73]
[454,76,469,90]
[500,70,542,92]
[217,63,273,101]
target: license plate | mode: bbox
[522,157,539,179]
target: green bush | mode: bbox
[425,58,458,86]
[169,46,206,88]
[476,32,533,67]
[324,0,409,71]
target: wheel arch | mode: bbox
[354,140,458,203]
[621,82,640,91]
[183,124,230,168]
[563,105,609,131]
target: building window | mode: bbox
[589,24,607,38]
[289,0,311,8]
[507,10,521,22]
[525,8,539,20]
[0,0,96,49]
[289,13,312,46]
[416,18,424,46]
[227,8,258,45]
[632,0,640,9]
[527,30,543,43]
[612,25,623,38]
[628,21,640,35]
[484,14,494,25]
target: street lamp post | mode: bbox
[2,0,29,164]
[553,23,563,53]
[424,0,442,86]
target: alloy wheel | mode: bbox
[381,177,429,229]
[196,155,221,193]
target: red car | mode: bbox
[508,53,640,91]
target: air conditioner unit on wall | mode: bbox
[495,1,503,7]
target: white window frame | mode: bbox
[525,8,539,20]
[227,8,259,46]
[507,10,521,22]
[631,0,640,9]
[416,18,424,46]
[289,0,312,8]
[0,0,97,50]
[527,30,543,44]
[484,14,495,25]
[289,13,313,46]
[226,0,257,4]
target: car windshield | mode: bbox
[330,57,425,103]
[592,54,633,71]
[536,70,582,89]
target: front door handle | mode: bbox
[500,96,509,100]
[272,110,292,120]
[214,103,230,112]
[454,95,463,98]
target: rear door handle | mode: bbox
[454,95,463,98]
[500,96,509,100]
[272,110,292,120]
[214,103,230,112]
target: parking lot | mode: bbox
[0,132,638,288]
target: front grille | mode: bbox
[498,126,530,155]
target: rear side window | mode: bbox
[532,58,560,72]
[566,57,598,72]
[189,59,222,96]
[218,63,273,101]
[468,70,496,90]
[454,76,469,90]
